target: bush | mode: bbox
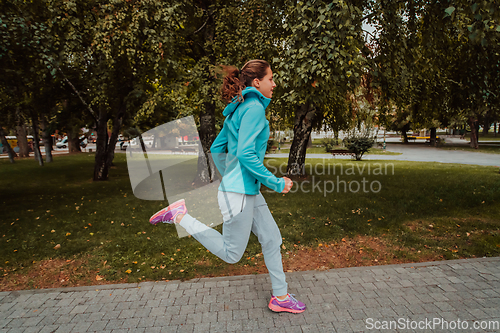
[266,140,278,153]
[343,131,375,161]
[321,138,339,152]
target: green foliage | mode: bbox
[370,0,500,134]
[343,129,375,160]
[272,0,369,130]
[321,137,339,152]
[266,139,278,153]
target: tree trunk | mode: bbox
[0,126,16,163]
[31,113,44,166]
[468,117,479,149]
[286,104,317,177]
[94,106,110,181]
[40,116,53,163]
[67,128,82,153]
[494,122,497,137]
[93,102,125,181]
[192,12,217,185]
[194,101,217,184]
[105,102,127,169]
[402,122,410,144]
[482,118,490,136]
[15,107,29,158]
[430,127,437,146]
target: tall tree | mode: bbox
[274,0,369,176]
[370,0,500,148]
[48,0,180,180]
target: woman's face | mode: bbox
[252,67,276,99]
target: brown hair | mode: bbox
[220,59,270,103]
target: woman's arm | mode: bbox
[236,104,285,193]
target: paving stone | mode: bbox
[1,257,499,332]
[53,323,76,333]
[88,320,109,331]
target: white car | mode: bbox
[56,138,68,148]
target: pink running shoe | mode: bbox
[268,294,306,314]
[149,199,187,225]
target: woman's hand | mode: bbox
[281,177,293,193]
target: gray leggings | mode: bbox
[179,191,288,296]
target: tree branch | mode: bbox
[194,16,209,34]
[55,65,98,123]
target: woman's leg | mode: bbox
[178,192,255,264]
[250,193,288,296]
[251,193,306,313]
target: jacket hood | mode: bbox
[222,87,271,117]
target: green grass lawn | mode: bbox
[1,153,499,290]
[465,132,500,142]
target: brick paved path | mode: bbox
[1,257,499,332]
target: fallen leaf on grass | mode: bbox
[125,269,132,274]
[54,244,61,250]
[96,275,104,281]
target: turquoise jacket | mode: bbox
[210,87,285,195]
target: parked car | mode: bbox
[56,138,68,148]
[80,138,88,148]
[117,140,128,150]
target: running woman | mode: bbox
[150,59,306,314]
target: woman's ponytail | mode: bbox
[220,60,270,104]
[220,67,245,104]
